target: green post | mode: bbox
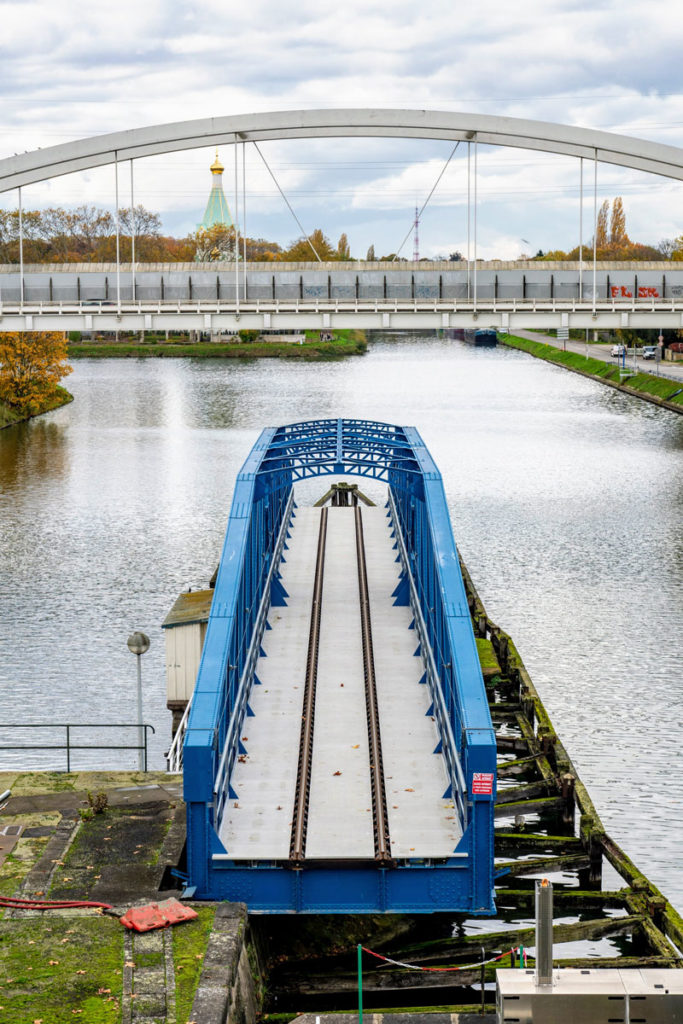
[519,945,524,968]
[358,943,363,1024]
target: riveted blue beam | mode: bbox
[184,417,496,912]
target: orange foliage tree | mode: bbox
[0,332,72,412]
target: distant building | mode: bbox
[196,151,236,261]
[200,151,233,230]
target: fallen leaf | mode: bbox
[333,770,342,776]
[404,787,414,792]
[75,970,86,975]
[48,960,59,966]
[351,744,359,749]
[124,961,135,968]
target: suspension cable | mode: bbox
[252,141,322,262]
[393,141,461,261]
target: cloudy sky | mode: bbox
[1,0,682,258]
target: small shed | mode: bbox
[162,589,213,729]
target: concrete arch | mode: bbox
[2,108,683,193]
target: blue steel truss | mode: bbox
[183,418,496,913]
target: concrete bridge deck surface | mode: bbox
[219,505,461,861]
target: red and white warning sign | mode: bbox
[471,772,494,795]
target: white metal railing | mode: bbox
[212,490,295,826]
[387,490,468,829]
[166,699,192,772]
[2,298,683,315]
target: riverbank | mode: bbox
[67,329,366,361]
[0,385,73,430]
[500,333,683,413]
[2,560,682,1019]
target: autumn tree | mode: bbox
[366,244,376,261]
[610,196,627,246]
[0,332,72,413]
[595,199,610,250]
[336,233,350,259]
[280,228,336,261]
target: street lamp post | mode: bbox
[127,631,150,771]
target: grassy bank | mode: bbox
[0,385,73,429]
[500,333,683,411]
[68,329,366,360]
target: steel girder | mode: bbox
[183,418,496,912]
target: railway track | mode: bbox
[354,506,392,863]
[290,506,328,862]
[289,506,392,864]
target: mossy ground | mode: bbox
[173,906,215,1023]
[0,773,191,1021]
[0,811,61,901]
[475,638,501,681]
[0,916,124,1022]
[0,770,175,797]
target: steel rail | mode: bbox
[354,506,392,863]
[289,506,329,863]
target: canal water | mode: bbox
[1,334,681,909]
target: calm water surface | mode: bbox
[1,335,681,907]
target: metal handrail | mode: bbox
[212,489,295,825]
[0,723,156,773]
[166,700,192,772]
[388,490,468,829]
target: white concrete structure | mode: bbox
[3,108,683,190]
[2,261,683,331]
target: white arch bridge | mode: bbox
[2,109,683,330]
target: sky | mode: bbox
[1,0,682,259]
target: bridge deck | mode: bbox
[219,505,461,861]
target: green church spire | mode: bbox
[200,150,233,230]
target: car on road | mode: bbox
[642,345,657,360]
[611,344,625,357]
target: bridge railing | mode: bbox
[183,435,292,885]
[388,432,496,904]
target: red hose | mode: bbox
[0,895,113,910]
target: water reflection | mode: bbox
[0,337,681,910]
[0,419,70,495]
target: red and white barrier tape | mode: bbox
[361,945,525,973]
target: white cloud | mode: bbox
[1,0,682,257]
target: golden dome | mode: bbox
[210,149,224,175]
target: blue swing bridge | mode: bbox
[182,418,496,914]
